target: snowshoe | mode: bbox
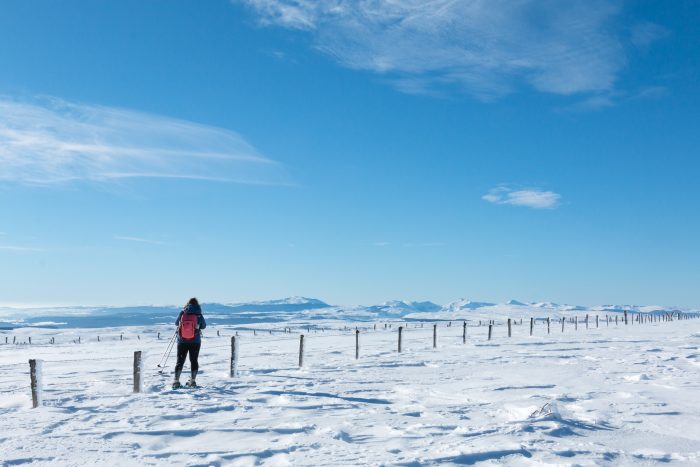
[186,379,197,388]
[172,381,181,389]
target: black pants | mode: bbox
[174,342,201,379]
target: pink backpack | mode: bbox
[179,313,198,340]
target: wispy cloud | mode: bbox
[0,244,44,253]
[113,235,167,246]
[240,0,661,99]
[403,242,445,248]
[483,186,561,209]
[630,21,669,49]
[373,241,444,247]
[0,96,291,185]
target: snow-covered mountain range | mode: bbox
[0,296,696,329]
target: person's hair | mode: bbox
[187,297,199,306]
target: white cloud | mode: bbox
[483,186,560,209]
[113,235,167,245]
[239,0,654,99]
[0,96,291,185]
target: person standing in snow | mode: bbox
[173,297,206,389]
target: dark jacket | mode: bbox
[176,303,206,344]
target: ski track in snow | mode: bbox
[1,319,700,466]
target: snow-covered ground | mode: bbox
[2,316,700,465]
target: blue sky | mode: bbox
[1,0,699,307]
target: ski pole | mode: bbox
[157,332,177,369]
[157,339,176,373]
[161,341,175,372]
[156,336,174,369]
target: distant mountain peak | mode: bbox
[366,300,441,315]
[507,299,527,306]
[442,299,495,312]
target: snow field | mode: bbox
[1,318,700,465]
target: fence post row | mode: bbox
[14,310,699,402]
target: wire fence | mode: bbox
[1,311,698,405]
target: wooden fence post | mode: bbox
[355,330,360,359]
[433,324,437,348]
[585,314,589,329]
[398,326,403,353]
[507,319,512,337]
[530,317,534,336]
[298,335,305,367]
[133,351,142,393]
[230,336,238,377]
[561,317,565,333]
[575,316,578,331]
[462,321,467,344]
[624,311,628,325]
[29,359,42,408]
[488,324,493,341]
[29,337,31,345]
[547,317,550,334]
